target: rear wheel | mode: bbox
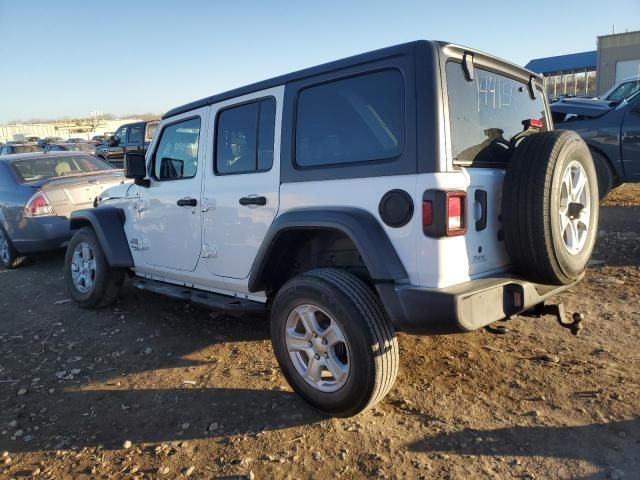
[64,227,124,308]
[0,227,27,269]
[502,131,599,285]
[270,268,398,417]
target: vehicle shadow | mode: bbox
[593,206,640,266]
[406,417,640,478]
[0,252,328,454]
[0,386,322,453]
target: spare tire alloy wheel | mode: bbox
[285,304,350,392]
[71,242,97,294]
[559,161,591,255]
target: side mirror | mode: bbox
[124,153,149,187]
[109,135,117,146]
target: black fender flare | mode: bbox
[69,207,134,268]
[248,207,408,293]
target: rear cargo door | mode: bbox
[463,169,510,276]
[445,60,550,277]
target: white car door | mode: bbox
[138,109,208,271]
[201,87,283,279]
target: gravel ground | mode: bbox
[0,185,638,480]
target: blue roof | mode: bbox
[525,51,597,74]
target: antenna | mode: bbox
[612,24,616,34]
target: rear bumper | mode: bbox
[12,216,71,253]
[376,276,577,334]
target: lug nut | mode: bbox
[321,339,328,345]
[307,341,312,347]
[312,332,318,338]
[324,353,329,359]
[314,354,320,360]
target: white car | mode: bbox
[62,40,599,417]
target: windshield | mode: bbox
[605,80,640,102]
[12,154,114,183]
[63,143,95,152]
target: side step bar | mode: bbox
[130,277,266,313]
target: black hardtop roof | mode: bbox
[118,119,160,128]
[163,40,539,120]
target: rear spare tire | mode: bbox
[502,130,598,285]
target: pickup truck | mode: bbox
[95,120,159,168]
[551,89,640,198]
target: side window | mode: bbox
[145,122,158,141]
[215,98,276,175]
[153,117,201,181]
[128,125,143,144]
[114,127,127,145]
[295,70,405,167]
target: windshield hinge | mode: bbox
[528,76,537,100]
[462,52,474,82]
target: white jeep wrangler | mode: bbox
[64,41,599,417]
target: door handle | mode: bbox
[239,196,267,206]
[475,189,487,231]
[177,197,198,207]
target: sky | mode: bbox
[0,0,639,123]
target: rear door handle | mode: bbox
[239,196,267,206]
[177,197,197,207]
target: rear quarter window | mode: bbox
[446,62,547,167]
[295,69,405,168]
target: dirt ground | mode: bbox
[1,185,639,480]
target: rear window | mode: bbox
[12,154,114,183]
[446,62,547,167]
[64,143,94,152]
[14,145,41,154]
[295,69,404,167]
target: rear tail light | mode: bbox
[422,200,433,227]
[446,191,467,236]
[24,191,55,217]
[422,190,467,237]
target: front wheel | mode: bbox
[270,268,399,417]
[64,227,124,308]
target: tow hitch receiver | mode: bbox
[525,303,584,335]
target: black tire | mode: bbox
[64,227,124,308]
[590,149,617,200]
[502,130,599,285]
[0,227,28,269]
[270,268,398,417]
